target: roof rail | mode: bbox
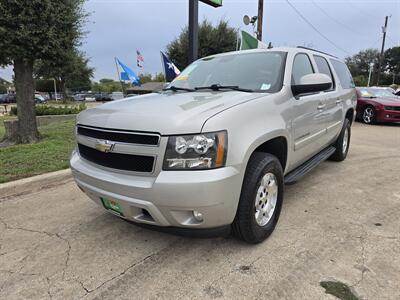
[296,46,338,59]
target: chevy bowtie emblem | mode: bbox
[95,140,115,153]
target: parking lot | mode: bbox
[0,122,399,300]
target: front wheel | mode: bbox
[232,153,284,243]
[362,106,376,124]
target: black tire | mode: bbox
[232,152,284,243]
[362,106,376,124]
[329,118,351,162]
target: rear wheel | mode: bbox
[362,106,376,124]
[329,118,351,162]
[232,153,283,243]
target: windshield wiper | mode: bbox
[162,86,195,92]
[194,84,254,93]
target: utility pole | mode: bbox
[376,16,388,86]
[256,0,264,41]
[188,0,199,64]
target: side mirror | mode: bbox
[292,73,332,97]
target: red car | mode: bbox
[356,87,400,124]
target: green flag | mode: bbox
[239,30,268,50]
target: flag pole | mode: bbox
[160,52,167,82]
[114,57,125,95]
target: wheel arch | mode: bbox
[250,136,288,172]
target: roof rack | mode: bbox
[296,46,338,59]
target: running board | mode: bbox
[284,146,336,185]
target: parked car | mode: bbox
[73,94,85,101]
[0,94,7,104]
[356,87,400,124]
[0,93,16,103]
[94,93,112,102]
[110,91,124,100]
[35,94,47,104]
[70,47,356,243]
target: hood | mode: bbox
[359,96,400,106]
[77,91,265,134]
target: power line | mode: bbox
[284,0,350,55]
[310,0,368,39]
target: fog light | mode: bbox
[386,114,390,118]
[193,210,203,221]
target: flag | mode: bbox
[239,30,269,50]
[120,72,129,81]
[137,50,144,68]
[160,51,180,82]
[116,58,140,85]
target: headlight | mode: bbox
[163,131,227,170]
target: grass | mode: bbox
[0,119,75,183]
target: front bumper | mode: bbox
[376,109,400,123]
[70,151,243,229]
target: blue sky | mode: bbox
[1,0,399,82]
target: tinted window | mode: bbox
[330,59,355,89]
[292,53,314,85]
[314,55,334,89]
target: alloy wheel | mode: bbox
[254,173,278,226]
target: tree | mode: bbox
[34,49,93,98]
[345,49,380,82]
[0,0,86,144]
[384,47,400,85]
[166,19,237,71]
[0,84,7,94]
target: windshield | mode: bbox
[169,51,287,93]
[358,87,395,98]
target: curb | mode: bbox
[0,169,73,201]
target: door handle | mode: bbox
[336,99,342,105]
[317,104,326,110]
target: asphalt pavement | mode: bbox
[1,122,399,300]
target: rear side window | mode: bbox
[313,55,335,90]
[330,59,355,89]
[292,53,314,85]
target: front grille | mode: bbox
[384,106,400,111]
[78,144,154,172]
[77,125,159,145]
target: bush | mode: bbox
[10,103,86,116]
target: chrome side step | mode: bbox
[284,146,336,185]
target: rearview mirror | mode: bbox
[291,73,332,97]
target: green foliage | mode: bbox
[11,103,86,116]
[138,73,153,84]
[35,79,59,93]
[0,84,7,94]
[92,81,124,93]
[0,120,76,183]
[153,72,166,82]
[0,0,86,66]
[166,19,237,70]
[384,47,400,81]
[345,49,379,78]
[352,75,368,87]
[34,49,94,93]
[99,78,114,84]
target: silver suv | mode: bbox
[70,47,356,243]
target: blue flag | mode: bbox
[116,58,140,86]
[160,51,180,82]
[120,72,129,81]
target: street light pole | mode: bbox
[188,0,199,64]
[367,63,374,87]
[376,16,389,86]
[256,0,264,41]
[53,78,58,101]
